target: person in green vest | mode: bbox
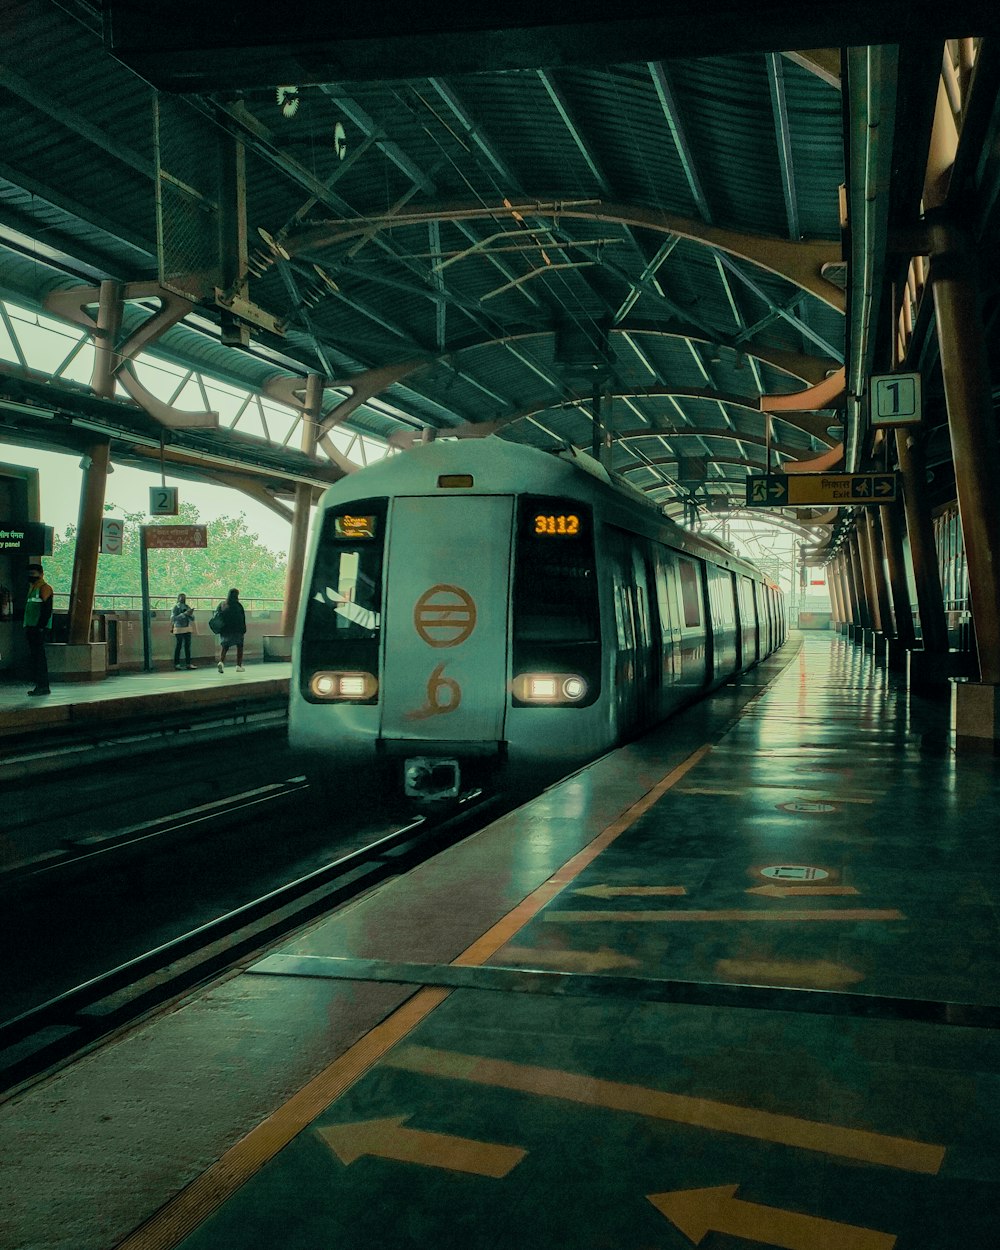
[23,562,53,696]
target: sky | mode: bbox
[0,440,295,555]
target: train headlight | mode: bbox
[309,670,378,700]
[512,673,588,704]
[561,675,587,701]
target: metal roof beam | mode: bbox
[766,53,802,241]
[713,250,842,360]
[536,69,612,195]
[291,200,844,311]
[648,62,713,222]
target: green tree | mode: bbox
[44,502,290,608]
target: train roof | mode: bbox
[318,437,772,584]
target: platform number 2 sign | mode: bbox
[149,486,179,516]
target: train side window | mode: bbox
[678,558,702,628]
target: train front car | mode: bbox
[289,440,611,805]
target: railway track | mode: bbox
[0,786,499,1097]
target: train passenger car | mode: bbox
[290,438,784,803]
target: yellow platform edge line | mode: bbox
[115,741,713,1249]
[115,987,450,1250]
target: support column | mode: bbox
[865,510,894,664]
[827,557,844,628]
[280,373,323,639]
[896,427,948,655]
[880,502,915,650]
[929,219,1000,741]
[839,551,857,633]
[67,279,121,653]
[929,220,1000,685]
[848,531,871,637]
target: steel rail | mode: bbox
[0,789,493,1094]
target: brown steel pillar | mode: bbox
[827,558,844,625]
[929,220,1000,685]
[895,427,948,653]
[859,514,883,635]
[839,551,857,628]
[881,502,916,650]
[865,510,893,638]
[848,531,872,631]
[280,373,323,637]
[67,280,120,645]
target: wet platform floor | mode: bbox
[3,633,999,1250]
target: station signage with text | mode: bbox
[745,473,898,508]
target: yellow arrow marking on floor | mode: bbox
[386,1046,945,1173]
[544,909,903,923]
[573,884,687,898]
[316,1115,526,1178]
[715,958,865,990]
[747,884,860,897]
[648,1183,896,1249]
[500,945,641,972]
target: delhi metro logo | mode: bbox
[414,584,477,648]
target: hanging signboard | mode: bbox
[745,474,898,508]
[149,485,179,515]
[870,372,922,426]
[0,522,53,553]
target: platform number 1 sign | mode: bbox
[149,486,179,516]
[870,372,922,426]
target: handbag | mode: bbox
[208,607,225,635]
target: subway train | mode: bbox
[289,437,785,804]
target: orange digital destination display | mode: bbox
[533,513,581,536]
[335,514,378,540]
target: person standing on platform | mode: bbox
[23,562,53,696]
[170,592,196,670]
[216,587,246,673]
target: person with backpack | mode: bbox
[214,587,247,673]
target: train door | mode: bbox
[737,575,758,668]
[653,547,681,705]
[676,555,709,693]
[606,530,640,733]
[380,495,513,745]
[630,540,657,725]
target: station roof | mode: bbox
[1,1,999,541]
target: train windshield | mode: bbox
[304,500,387,639]
[513,497,599,642]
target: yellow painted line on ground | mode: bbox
[453,743,713,966]
[317,1114,526,1177]
[545,909,904,923]
[118,741,716,1249]
[501,945,641,973]
[747,884,860,897]
[714,957,866,989]
[573,884,687,897]
[648,1184,896,1249]
[387,1045,945,1174]
[675,786,875,804]
[116,988,450,1250]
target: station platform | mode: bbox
[0,662,291,786]
[3,632,999,1250]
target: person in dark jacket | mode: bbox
[170,593,196,669]
[216,587,247,673]
[23,562,54,695]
